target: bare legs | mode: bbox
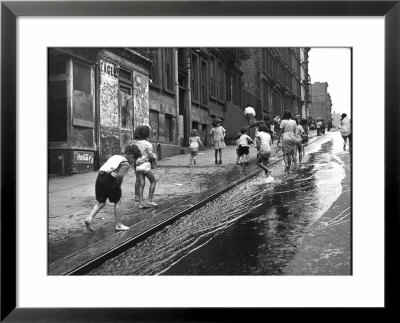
[297,146,303,164]
[137,171,158,208]
[283,152,292,173]
[292,148,298,167]
[190,153,197,165]
[85,201,128,232]
[137,173,148,208]
[145,171,158,206]
[343,136,351,150]
[256,155,270,176]
[135,178,140,202]
[85,202,106,231]
[215,149,222,164]
[114,201,129,231]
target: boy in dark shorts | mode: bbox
[85,145,141,232]
[237,126,253,165]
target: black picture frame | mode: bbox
[1,1,399,321]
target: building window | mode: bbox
[118,68,132,83]
[262,49,267,73]
[49,55,68,143]
[164,48,174,92]
[178,48,186,70]
[49,56,66,75]
[165,114,173,142]
[210,56,216,97]
[149,49,162,88]
[119,83,132,129]
[263,82,268,112]
[119,83,132,95]
[217,61,224,101]
[73,61,91,94]
[48,80,67,142]
[191,54,199,102]
[149,110,159,140]
[200,60,207,105]
[231,72,241,106]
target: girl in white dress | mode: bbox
[209,118,226,164]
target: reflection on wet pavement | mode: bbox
[88,133,349,275]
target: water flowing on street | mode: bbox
[88,132,349,275]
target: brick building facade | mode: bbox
[48,47,311,176]
[309,82,333,122]
[240,48,310,121]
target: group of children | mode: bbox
[85,120,228,232]
[276,111,309,174]
[236,122,274,180]
[85,125,159,232]
[188,117,226,165]
[85,115,310,232]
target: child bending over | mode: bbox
[85,145,142,232]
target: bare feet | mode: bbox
[115,224,129,231]
[147,201,159,207]
[85,218,94,232]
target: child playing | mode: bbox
[255,124,273,179]
[300,119,309,158]
[209,118,226,164]
[188,129,204,165]
[134,125,158,209]
[293,117,304,165]
[85,145,142,232]
[235,132,241,165]
[237,126,253,165]
[130,127,141,203]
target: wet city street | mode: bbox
[86,131,351,276]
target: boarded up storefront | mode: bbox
[99,60,121,162]
[48,49,96,175]
[98,55,150,164]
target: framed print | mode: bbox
[1,0,399,321]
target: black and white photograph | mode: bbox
[3,4,394,317]
[48,47,352,276]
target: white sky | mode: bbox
[308,48,351,117]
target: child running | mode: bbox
[85,145,142,232]
[235,132,241,165]
[130,127,141,203]
[293,116,304,166]
[300,119,309,158]
[237,126,253,165]
[255,124,273,179]
[134,125,158,209]
[188,129,204,165]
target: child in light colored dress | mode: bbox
[209,118,226,165]
[293,117,304,166]
[188,129,204,165]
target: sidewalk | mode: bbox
[48,130,317,275]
